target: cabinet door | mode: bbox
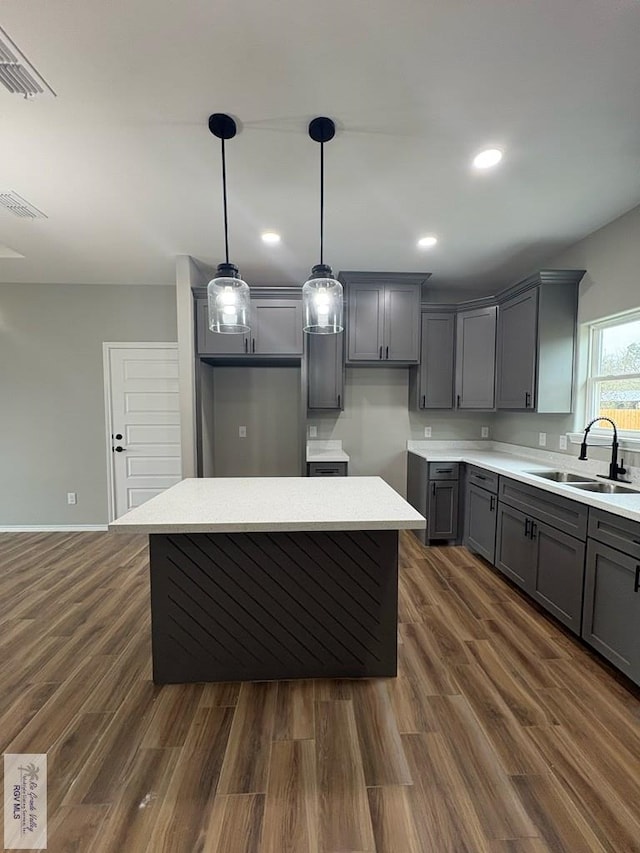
[419,313,455,408]
[428,481,459,539]
[308,332,344,409]
[583,540,640,686]
[455,306,496,409]
[465,484,497,563]
[495,503,535,590]
[496,289,538,409]
[347,284,385,360]
[530,520,585,635]
[196,299,248,355]
[384,284,421,362]
[251,300,303,355]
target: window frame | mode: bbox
[586,310,640,440]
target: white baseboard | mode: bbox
[0,525,109,533]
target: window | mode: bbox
[587,310,640,436]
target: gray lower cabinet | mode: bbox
[410,312,455,409]
[428,480,459,540]
[455,306,496,409]
[495,500,585,634]
[495,503,536,590]
[307,462,348,476]
[582,540,640,686]
[465,483,497,563]
[307,332,344,409]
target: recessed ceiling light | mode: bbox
[473,148,503,170]
[417,235,438,249]
[261,231,281,245]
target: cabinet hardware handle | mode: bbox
[531,521,538,539]
[244,338,248,353]
[476,474,487,480]
[524,518,531,538]
[432,482,436,496]
[634,539,640,546]
[635,566,640,593]
[490,495,495,511]
[337,394,341,408]
[525,391,531,408]
[422,395,426,408]
[438,469,453,473]
[457,394,461,408]
[386,345,389,359]
[252,339,256,353]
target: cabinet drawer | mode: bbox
[467,465,498,493]
[499,477,588,540]
[588,508,640,559]
[307,462,348,477]
[428,462,459,480]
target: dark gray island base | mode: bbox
[149,528,399,684]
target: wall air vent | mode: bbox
[0,192,47,218]
[0,26,56,98]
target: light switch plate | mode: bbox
[309,426,318,438]
[539,432,547,447]
[424,426,432,438]
[481,426,489,438]
[559,435,568,450]
[239,426,247,438]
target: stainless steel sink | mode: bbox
[568,481,640,494]
[527,470,597,483]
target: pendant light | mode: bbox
[207,113,250,334]
[302,117,344,334]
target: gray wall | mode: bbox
[0,284,176,526]
[210,366,301,477]
[308,368,493,496]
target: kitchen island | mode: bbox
[109,476,425,684]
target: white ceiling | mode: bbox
[1,0,639,293]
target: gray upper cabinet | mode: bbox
[308,332,344,409]
[251,299,303,355]
[347,284,385,360]
[412,312,455,409]
[455,306,496,409]
[196,298,248,355]
[496,271,584,413]
[346,281,421,363]
[496,289,538,410]
[197,296,303,357]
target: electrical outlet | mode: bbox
[538,432,547,447]
[67,492,77,505]
[481,426,489,438]
[424,426,432,438]
[309,426,318,438]
[559,435,568,451]
[239,426,247,438]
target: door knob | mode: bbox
[113,446,125,452]
[115,433,123,440]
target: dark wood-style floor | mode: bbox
[1,531,639,852]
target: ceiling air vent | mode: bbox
[0,26,56,97]
[0,192,47,218]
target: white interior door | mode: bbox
[106,344,181,519]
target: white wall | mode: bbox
[0,284,176,526]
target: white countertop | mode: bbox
[109,476,424,534]
[407,444,640,524]
[306,440,350,463]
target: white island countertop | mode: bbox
[109,476,424,534]
[407,443,640,524]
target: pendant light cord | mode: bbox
[320,141,324,266]
[221,137,230,265]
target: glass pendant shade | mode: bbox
[207,263,250,334]
[302,264,344,334]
